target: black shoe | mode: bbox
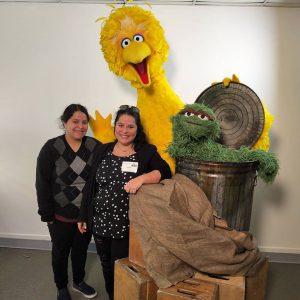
[72,281,97,299]
[57,288,72,300]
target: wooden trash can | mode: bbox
[114,257,158,300]
[194,257,269,300]
[157,278,218,300]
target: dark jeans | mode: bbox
[93,235,129,300]
[48,220,91,289]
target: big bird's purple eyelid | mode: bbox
[179,109,213,121]
[134,33,144,38]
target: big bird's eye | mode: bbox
[121,38,131,48]
[133,34,144,42]
[198,114,209,120]
[184,112,194,117]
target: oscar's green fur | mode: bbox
[167,103,279,183]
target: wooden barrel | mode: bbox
[176,157,259,231]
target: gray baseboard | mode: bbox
[264,252,300,264]
[1,237,299,264]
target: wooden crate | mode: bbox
[194,257,269,300]
[129,225,146,268]
[114,257,158,300]
[157,278,218,300]
[194,272,245,300]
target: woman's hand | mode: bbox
[124,170,162,194]
[77,222,87,234]
[124,176,144,194]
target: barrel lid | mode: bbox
[195,82,264,149]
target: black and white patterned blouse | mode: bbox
[92,151,137,238]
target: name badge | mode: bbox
[121,161,138,173]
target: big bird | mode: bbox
[92,5,273,173]
[94,5,184,172]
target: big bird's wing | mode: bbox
[89,110,115,143]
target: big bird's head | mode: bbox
[100,6,169,88]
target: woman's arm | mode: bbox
[144,145,172,180]
[36,141,55,223]
[124,170,161,194]
[124,145,172,194]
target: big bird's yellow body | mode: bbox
[92,6,272,173]
[98,5,184,171]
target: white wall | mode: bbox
[0,3,299,253]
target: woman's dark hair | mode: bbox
[60,104,89,125]
[114,105,147,151]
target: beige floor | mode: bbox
[0,248,108,300]
[0,247,300,300]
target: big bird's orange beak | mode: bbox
[123,42,151,87]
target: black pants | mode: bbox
[48,220,91,289]
[93,235,129,300]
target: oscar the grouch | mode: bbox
[167,103,279,184]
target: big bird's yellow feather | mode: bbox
[253,102,274,151]
[89,111,115,144]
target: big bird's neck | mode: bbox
[136,76,183,147]
[137,77,183,118]
[135,75,184,173]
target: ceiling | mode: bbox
[1,0,300,8]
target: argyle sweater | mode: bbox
[36,135,101,222]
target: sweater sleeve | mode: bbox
[144,145,172,180]
[35,141,55,222]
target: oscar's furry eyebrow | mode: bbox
[179,109,213,121]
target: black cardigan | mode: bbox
[78,142,172,233]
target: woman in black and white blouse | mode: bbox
[78,105,171,300]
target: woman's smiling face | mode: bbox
[114,114,137,146]
[64,111,88,141]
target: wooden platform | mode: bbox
[127,223,268,300]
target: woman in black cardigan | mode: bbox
[36,104,98,300]
[78,105,171,300]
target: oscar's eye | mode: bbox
[198,114,209,120]
[184,112,194,117]
[121,38,131,48]
[133,34,144,42]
